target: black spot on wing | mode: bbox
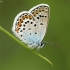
[39,15,41,17]
[42,10,44,11]
[27,21,29,23]
[23,24,26,27]
[30,33,31,35]
[25,22,27,24]
[31,22,33,24]
[34,24,36,27]
[35,32,37,34]
[41,16,44,17]
[28,28,31,30]
[23,28,25,30]
[20,30,23,32]
[21,35,23,37]
[37,17,39,19]
[40,23,43,25]
[45,16,47,18]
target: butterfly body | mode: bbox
[12,4,50,49]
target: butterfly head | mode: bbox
[37,41,46,49]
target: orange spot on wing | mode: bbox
[39,8,42,12]
[15,28,20,33]
[17,23,22,27]
[36,11,38,14]
[22,16,25,20]
[19,19,23,23]
[29,15,32,19]
[32,11,37,16]
[25,15,28,19]
[36,9,39,14]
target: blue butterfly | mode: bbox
[12,4,50,49]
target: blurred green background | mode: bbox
[0,0,70,70]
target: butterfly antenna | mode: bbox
[46,42,59,47]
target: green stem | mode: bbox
[0,26,53,66]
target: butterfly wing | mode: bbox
[29,4,50,43]
[12,4,50,49]
[12,11,40,48]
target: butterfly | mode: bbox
[12,4,50,49]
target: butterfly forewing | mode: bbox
[29,4,50,43]
[12,12,39,46]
